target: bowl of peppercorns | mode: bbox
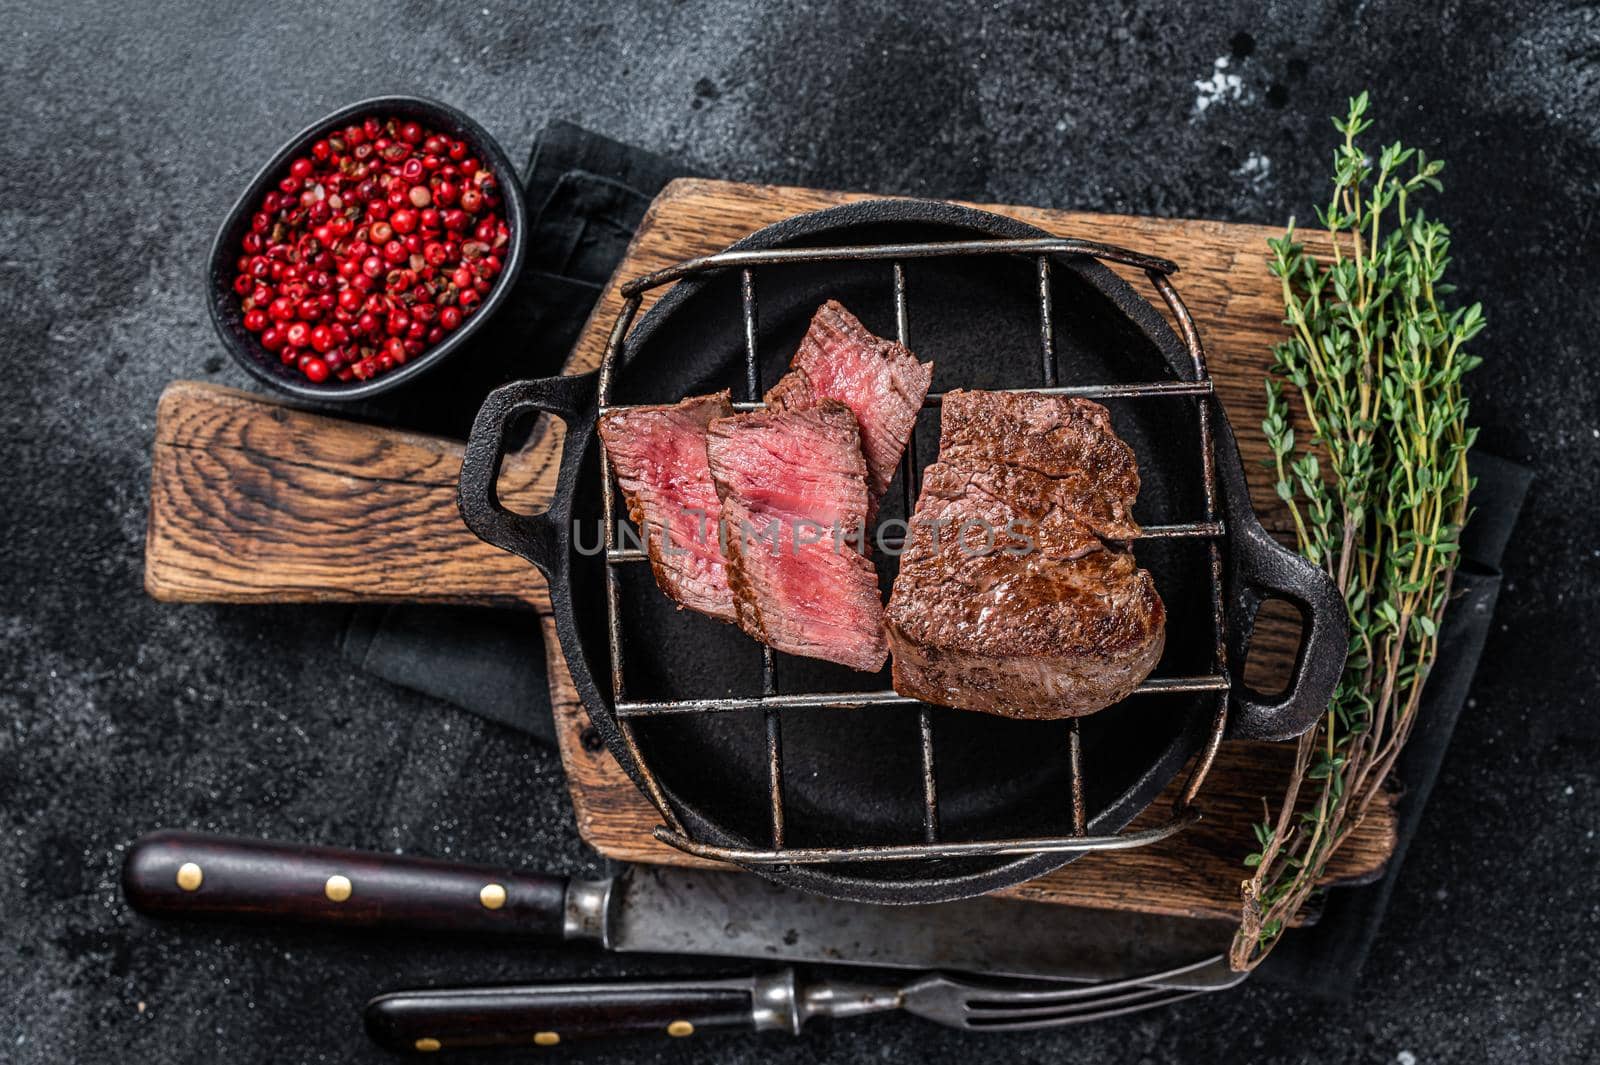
[207,95,526,400]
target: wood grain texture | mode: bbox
[146,380,556,609]
[142,178,1387,923]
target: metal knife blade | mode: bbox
[594,863,1240,990]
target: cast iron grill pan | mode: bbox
[459,200,1346,905]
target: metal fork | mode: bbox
[881,955,1240,1031]
[365,956,1245,1050]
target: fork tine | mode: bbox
[957,954,1238,1008]
[962,988,1209,1031]
[963,983,1178,1020]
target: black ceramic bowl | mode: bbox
[206,95,527,402]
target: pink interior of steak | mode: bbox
[764,300,933,511]
[597,391,736,622]
[706,402,888,672]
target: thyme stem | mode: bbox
[1230,93,1482,970]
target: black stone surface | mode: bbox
[1,2,1595,1062]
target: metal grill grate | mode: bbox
[594,236,1231,866]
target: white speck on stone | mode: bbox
[1399,1052,1418,1065]
[1237,152,1272,184]
[1193,56,1246,114]
[1565,785,1575,795]
[1435,887,1448,901]
[1055,119,1067,132]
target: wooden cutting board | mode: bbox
[146,178,1394,925]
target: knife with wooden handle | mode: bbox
[121,830,1236,983]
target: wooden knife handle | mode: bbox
[365,978,770,1051]
[122,830,579,941]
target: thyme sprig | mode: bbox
[1230,93,1483,969]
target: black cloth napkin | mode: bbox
[338,122,1531,994]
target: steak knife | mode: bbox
[122,830,1234,985]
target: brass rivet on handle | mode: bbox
[175,862,203,892]
[414,1037,441,1052]
[324,874,353,902]
[667,1020,694,1038]
[479,883,507,910]
[533,1032,560,1046]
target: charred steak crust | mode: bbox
[597,391,737,623]
[764,300,934,514]
[884,390,1166,719]
[936,388,1142,541]
[706,401,889,673]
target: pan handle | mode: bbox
[1224,514,1349,742]
[458,370,600,580]
[1199,401,1348,743]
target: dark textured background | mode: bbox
[2,1,1597,1062]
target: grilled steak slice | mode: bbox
[884,390,1164,718]
[765,300,934,515]
[597,391,736,623]
[935,388,1142,542]
[706,401,888,672]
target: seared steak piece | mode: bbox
[765,301,934,516]
[706,401,889,672]
[885,390,1165,718]
[598,391,736,623]
[935,389,1143,543]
